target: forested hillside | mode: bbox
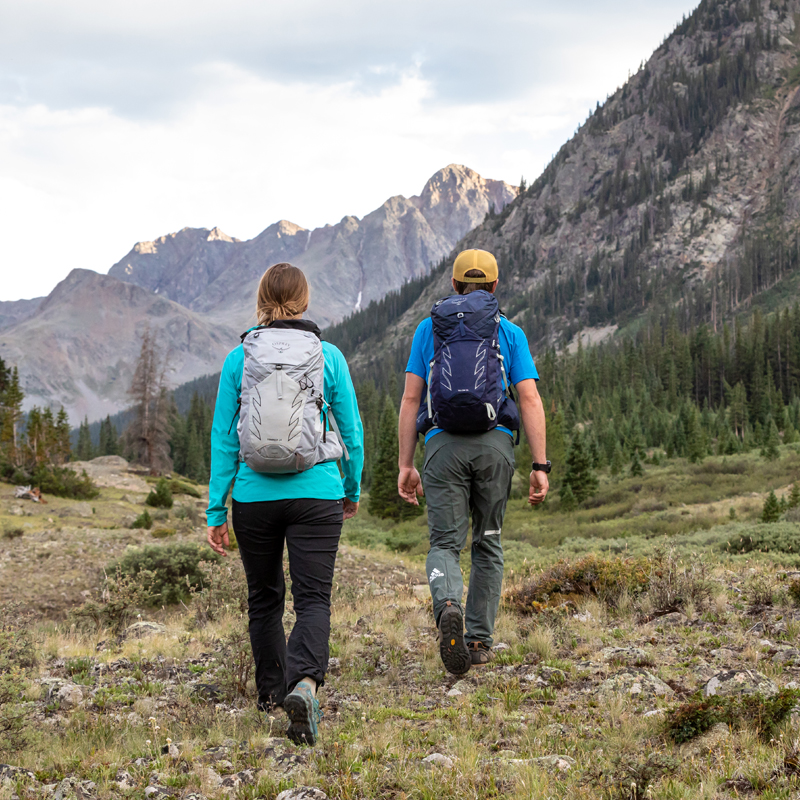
[331,0,800,372]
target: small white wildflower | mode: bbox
[146,739,151,745]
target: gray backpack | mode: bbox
[238,327,348,473]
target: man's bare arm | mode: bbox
[398,372,425,504]
[516,378,549,505]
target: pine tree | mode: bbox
[184,425,207,482]
[762,490,782,523]
[562,431,599,504]
[76,416,94,461]
[687,408,705,464]
[55,408,72,464]
[788,482,800,509]
[610,442,624,478]
[368,396,422,520]
[761,417,780,461]
[98,415,119,456]
[0,366,24,467]
[630,448,644,477]
[560,483,577,512]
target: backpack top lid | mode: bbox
[430,290,500,342]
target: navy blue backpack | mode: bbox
[416,290,520,437]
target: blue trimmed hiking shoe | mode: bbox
[284,681,322,746]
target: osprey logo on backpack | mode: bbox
[417,290,520,437]
[271,341,291,352]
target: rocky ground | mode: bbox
[3,460,800,798]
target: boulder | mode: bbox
[123,621,167,640]
[703,669,778,698]
[276,790,328,800]
[600,646,649,664]
[66,456,150,493]
[597,669,674,699]
[422,753,454,769]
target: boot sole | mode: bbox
[284,693,316,746]
[439,606,471,676]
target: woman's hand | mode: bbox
[343,499,359,520]
[207,522,230,557]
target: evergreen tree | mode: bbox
[55,408,72,464]
[761,417,780,461]
[98,415,119,456]
[562,431,599,504]
[610,442,624,478]
[0,366,24,467]
[184,426,208,483]
[368,396,422,520]
[686,408,705,464]
[762,490,782,523]
[788,482,800,509]
[76,416,94,461]
[560,483,577,512]
[630,448,644,477]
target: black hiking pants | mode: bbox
[231,498,343,711]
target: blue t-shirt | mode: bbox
[406,314,539,442]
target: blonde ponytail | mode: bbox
[256,263,310,325]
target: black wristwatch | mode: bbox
[532,461,552,474]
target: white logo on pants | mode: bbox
[429,567,444,583]
[484,529,501,536]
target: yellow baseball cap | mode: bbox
[453,249,499,282]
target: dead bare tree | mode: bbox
[124,328,172,474]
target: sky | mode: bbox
[0,0,700,302]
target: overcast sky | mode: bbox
[0,0,699,301]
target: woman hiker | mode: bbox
[206,262,364,745]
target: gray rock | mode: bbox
[703,670,778,699]
[55,683,84,709]
[654,612,689,627]
[276,789,329,800]
[422,753,454,769]
[123,621,167,640]
[71,502,94,518]
[114,770,135,790]
[772,648,800,665]
[493,643,511,651]
[597,669,674,699]
[65,457,150,493]
[0,765,37,785]
[53,777,96,800]
[538,666,567,685]
[530,755,575,773]
[600,646,648,664]
[710,648,737,661]
[449,679,473,695]
[327,657,341,675]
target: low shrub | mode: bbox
[31,465,99,500]
[170,479,201,499]
[641,546,713,618]
[69,568,155,634]
[131,510,152,530]
[109,542,219,606]
[192,559,249,625]
[0,603,36,755]
[145,478,174,509]
[150,527,176,539]
[2,527,24,540]
[584,752,678,800]
[504,554,651,613]
[666,688,800,744]
[174,504,200,525]
[725,523,800,555]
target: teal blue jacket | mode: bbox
[206,339,364,527]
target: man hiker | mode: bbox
[397,249,549,675]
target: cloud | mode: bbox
[0,0,700,301]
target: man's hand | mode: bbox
[529,471,549,506]
[398,467,424,505]
[207,522,230,557]
[343,499,359,520]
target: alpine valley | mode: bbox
[0,165,515,422]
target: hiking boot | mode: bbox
[283,681,322,746]
[438,601,470,676]
[468,641,494,666]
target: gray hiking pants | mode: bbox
[423,430,515,647]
